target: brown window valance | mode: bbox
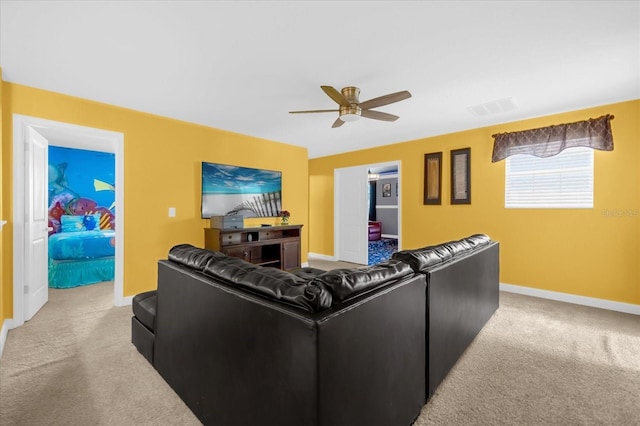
[491,114,614,162]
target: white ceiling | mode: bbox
[1,1,638,159]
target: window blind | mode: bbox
[505,147,593,208]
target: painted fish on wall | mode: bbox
[47,149,116,234]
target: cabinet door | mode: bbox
[223,246,251,263]
[281,241,300,271]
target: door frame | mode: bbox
[12,114,126,329]
[334,160,401,263]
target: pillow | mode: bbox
[60,213,101,232]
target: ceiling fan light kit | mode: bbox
[339,105,361,122]
[290,85,411,128]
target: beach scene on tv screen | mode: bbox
[201,163,282,218]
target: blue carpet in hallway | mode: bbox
[368,238,398,266]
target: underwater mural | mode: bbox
[48,146,116,235]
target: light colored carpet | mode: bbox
[1,270,639,425]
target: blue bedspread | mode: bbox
[49,230,116,260]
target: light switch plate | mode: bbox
[168,207,176,217]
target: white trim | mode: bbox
[500,282,640,316]
[12,114,126,327]
[381,234,398,239]
[308,252,337,262]
[376,173,399,180]
[0,220,6,229]
[375,205,398,209]
[0,319,11,359]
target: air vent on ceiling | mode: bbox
[468,97,518,117]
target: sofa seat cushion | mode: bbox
[312,259,413,302]
[131,316,154,364]
[132,290,157,332]
[392,233,492,272]
[202,255,333,312]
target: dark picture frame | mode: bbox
[423,152,442,205]
[451,148,471,204]
[382,183,392,197]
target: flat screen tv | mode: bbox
[201,162,282,218]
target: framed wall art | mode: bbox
[450,148,471,204]
[382,183,392,197]
[423,152,442,205]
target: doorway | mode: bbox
[367,164,399,265]
[334,160,401,265]
[12,114,125,328]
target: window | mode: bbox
[505,147,593,208]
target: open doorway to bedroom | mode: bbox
[47,146,116,290]
[12,114,125,329]
[334,160,400,266]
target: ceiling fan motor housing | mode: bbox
[341,86,360,103]
[340,86,361,120]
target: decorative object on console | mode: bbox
[209,214,244,229]
[451,148,471,205]
[279,210,290,225]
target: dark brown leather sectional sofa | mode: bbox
[131,234,499,426]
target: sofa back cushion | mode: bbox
[392,234,491,273]
[169,244,228,271]
[200,254,333,313]
[312,259,414,302]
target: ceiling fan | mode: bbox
[289,86,412,128]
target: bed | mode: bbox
[48,229,116,288]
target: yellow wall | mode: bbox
[310,100,640,306]
[1,83,308,321]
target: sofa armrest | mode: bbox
[317,274,426,426]
[426,242,499,397]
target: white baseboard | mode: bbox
[500,283,640,316]
[0,318,13,359]
[307,252,336,262]
[116,295,134,307]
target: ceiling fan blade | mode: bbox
[361,110,399,122]
[359,90,412,110]
[321,86,352,107]
[332,117,345,128]
[289,109,339,114]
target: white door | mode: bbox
[335,165,368,265]
[25,127,49,320]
